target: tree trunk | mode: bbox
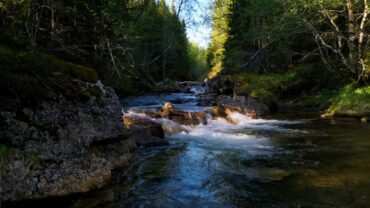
[346,0,356,74]
[357,0,369,82]
[50,0,55,36]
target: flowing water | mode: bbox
[6,87,370,208]
[107,87,370,207]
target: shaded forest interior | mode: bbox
[0,0,208,107]
[0,0,370,116]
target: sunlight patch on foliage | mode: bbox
[323,84,370,117]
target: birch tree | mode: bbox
[301,0,369,82]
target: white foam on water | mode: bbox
[124,108,307,154]
[226,111,302,126]
[190,86,206,94]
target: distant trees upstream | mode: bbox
[0,0,207,95]
[0,0,369,95]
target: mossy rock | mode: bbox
[0,46,100,110]
[0,145,16,158]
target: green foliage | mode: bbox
[187,42,209,80]
[225,63,347,110]
[221,0,313,74]
[207,0,370,116]
[324,84,370,117]
[228,72,279,105]
[1,0,199,97]
[206,0,231,79]
[226,68,307,107]
[296,90,337,109]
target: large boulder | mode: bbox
[0,83,132,201]
[1,155,112,201]
[1,85,124,161]
[206,76,234,95]
[215,95,269,117]
[123,115,165,138]
[161,102,207,125]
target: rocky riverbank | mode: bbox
[0,79,271,202]
[0,81,169,202]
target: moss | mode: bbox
[0,145,15,157]
[50,56,98,83]
[323,84,370,118]
[0,46,100,110]
[106,77,136,96]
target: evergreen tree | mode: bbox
[206,0,231,79]
[0,0,195,94]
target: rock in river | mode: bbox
[161,102,207,125]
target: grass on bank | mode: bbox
[224,64,370,118]
[322,84,370,118]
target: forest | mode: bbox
[208,0,370,117]
[1,0,368,116]
[0,0,207,103]
[1,0,370,207]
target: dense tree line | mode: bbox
[208,0,370,83]
[207,0,231,79]
[0,0,203,94]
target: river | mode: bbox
[106,86,370,207]
[6,86,370,207]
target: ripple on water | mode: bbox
[81,93,370,207]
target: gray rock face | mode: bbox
[2,155,112,200]
[1,87,124,161]
[0,83,134,201]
